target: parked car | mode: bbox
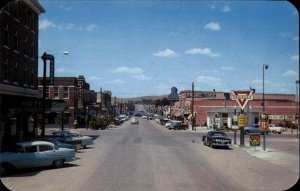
[165,120,187,130]
[34,137,81,151]
[268,124,284,134]
[142,115,147,119]
[202,131,232,148]
[131,117,139,124]
[244,124,269,135]
[51,131,94,148]
[0,141,76,175]
[159,118,170,126]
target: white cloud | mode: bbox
[290,55,299,61]
[293,36,299,41]
[132,74,151,80]
[204,22,221,31]
[185,48,220,58]
[282,70,297,77]
[196,75,222,86]
[39,19,56,30]
[222,5,230,12]
[112,79,126,84]
[112,66,144,75]
[84,24,98,31]
[153,49,178,57]
[221,66,235,71]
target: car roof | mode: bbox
[16,141,54,147]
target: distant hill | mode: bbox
[114,95,168,103]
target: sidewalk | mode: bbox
[188,126,299,174]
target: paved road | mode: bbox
[1,119,299,191]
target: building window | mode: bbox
[13,3,19,21]
[4,25,9,48]
[30,40,35,58]
[24,36,28,56]
[54,87,59,99]
[4,4,10,14]
[45,87,49,98]
[14,31,19,52]
[63,87,69,99]
[24,66,28,85]
[30,68,34,87]
[14,63,18,83]
[3,59,9,81]
[25,8,29,27]
[31,12,35,31]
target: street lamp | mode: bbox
[262,64,269,151]
[40,51,69,136]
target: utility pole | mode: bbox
[191,82,195,131]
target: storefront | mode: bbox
[0,95,45,151]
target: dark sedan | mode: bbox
[202,131,232,148]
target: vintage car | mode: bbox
[244,124,269,135]
[0,141,76,175]
[35,136,81,151]
[268,124,285,134]
[51,131,94,148]
[131,117,139,124]
[202,131,232,148]
[165,120,187,130]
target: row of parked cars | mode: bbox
[244,124,285,134]
[0,130,94,176]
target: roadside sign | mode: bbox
[259,112,269,131]
[250,134,261,146]
[232,90,253,110]
[238,114,247,127]
[232,125,239,130]
[259,121,269,132]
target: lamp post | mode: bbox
[233,105,237,144]
[262,64,269,151]
[40,51,69,136]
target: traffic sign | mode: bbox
[259,112,269,122]
[232,90,253,110]
[259,121,269,132]
[238,114,247,127]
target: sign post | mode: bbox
[232,90,253,147]
[259,112,269,151]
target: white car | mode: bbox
[268,124,284,134]
[142,115,147,119]
[0,141,76,175]
[131,117,139,124]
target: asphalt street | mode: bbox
[1,119,299,191]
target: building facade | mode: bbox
[38,76,96,126]
[0,0,44,150]
[178,90,298,129]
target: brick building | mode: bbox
[0,0,44,150]
[178,90,298,128]
[38,76,97,126]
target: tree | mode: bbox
[161,97,170,106]
[155,99,162,108]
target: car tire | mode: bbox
[0,163,14,175]
[53,160,65,168]
[278,132,281,134]
[210,142,214,148]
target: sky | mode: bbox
[38,0,299,98]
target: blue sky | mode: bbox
[38,1,299,98]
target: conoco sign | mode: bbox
[232,90,253,110]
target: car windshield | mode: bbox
[212,132,226,137]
